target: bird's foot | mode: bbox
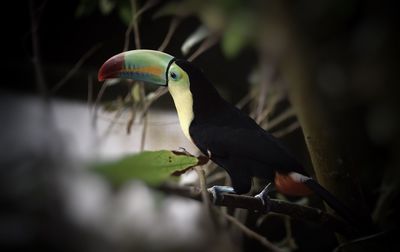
[255,183,272,212]
[207,186,236,203]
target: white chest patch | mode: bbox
[168,86,194,142]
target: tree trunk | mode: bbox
[261,1,372,241]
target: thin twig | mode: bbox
[126,103,138,135]
[51,44,102,93]
[236,90,257,109]
[132,0,141,50]
[194,166,212,214]
[158,184,358,238]
[220,211,284,252]
[275,215,298,250]
[29,0,47,99]
[97,114,178,126]
[158,17,180,51]
[140,113,148,151]
[271,121,300,138]
[265,107,295,130]
[87,74,93,108]
[188,35,219,62]
[124,0,159,50]
[135,0,159,18]
[255,58,270,123]
[140,87,169,119]
[255,92,285,124]
[102,104,126,139]
[92,82,108,129]
[206,171,227,185]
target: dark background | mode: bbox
[1,0,400,251]
[3,0,255,103]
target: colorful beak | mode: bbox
[98,49,175,86]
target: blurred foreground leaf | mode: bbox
[99,0,116,15]
[93,150,200,187]
[221,11,254,58]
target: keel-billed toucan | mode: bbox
[98,49,357,226]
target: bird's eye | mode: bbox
[169,71,180,81]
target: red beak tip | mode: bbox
[97,69,105,82]
[98,53,125,82]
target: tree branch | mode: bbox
[158,17,180,52]
[195,167,284,252]
[220,211,285,252]
[159,184,358,238]
[51,44,101,93]
[187,35,219,62]
[29,0,47,99]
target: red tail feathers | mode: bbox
[274,172,313,196]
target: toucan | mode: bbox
[98,49,358,227]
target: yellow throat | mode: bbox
[168,84,194,142]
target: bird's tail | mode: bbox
[283,172,371,231]
[302,177,358,226]
[275,172,373,232]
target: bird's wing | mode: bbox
[193,125,305,175]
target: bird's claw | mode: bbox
[255,183,272,212]
[207,186,235,204]
[255,193,271,212]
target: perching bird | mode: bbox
[98,49,358,226]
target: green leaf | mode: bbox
[221,11,254,58]
[75,0,97,17]
[93,150,199,187]
[118,2,132,27]
[99,0,116,15]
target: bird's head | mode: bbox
[98,49,192,93]
[98,49,217,140]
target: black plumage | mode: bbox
[174,60,366,230]
[175,60,307,194]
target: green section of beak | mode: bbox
[98,50,175,86]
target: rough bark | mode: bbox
[260,1,372,240]
[159,184,357,238]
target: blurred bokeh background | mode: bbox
[1,0,399,251]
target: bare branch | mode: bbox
[158,17,181,51]
[254,92,285,124]
[126,103,138,135]
[102,105,126,139]
[87,74,93,108]
[51,44,102,93]
[124,0,138,50]
[158,184,358,238]
[140,87,169,120]
[193,165,284,251]
[187,35,219,62]
[92,82,108,129]
[140,114,148,151]
[255,58,271,123]
[236,90,257,109]
[221,211,284,252]
[206,171,227,185]
[194,167,212,214]
[29,0,47,99]
[131,0,141,50]
[135,0,159,18]
[124,0,159,51]
[271,121,300,138]
[265,107,295,130]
